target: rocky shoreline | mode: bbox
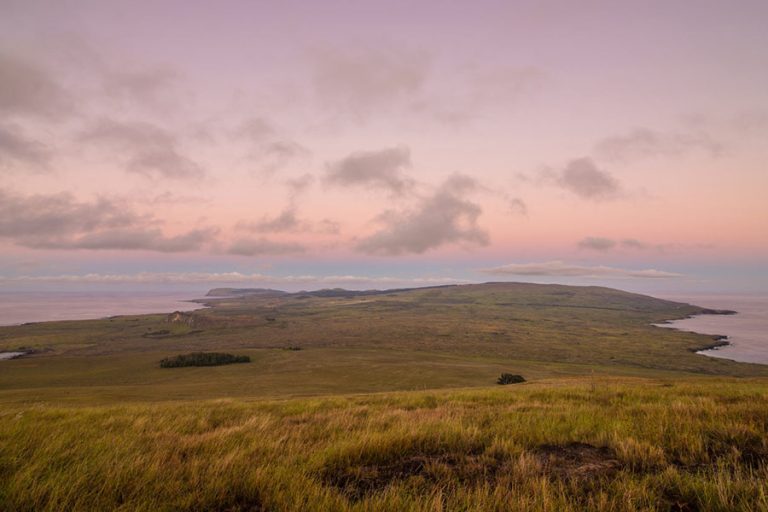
[655,307,738,354]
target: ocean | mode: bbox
[0,291,205,326]
[655,294,768,365]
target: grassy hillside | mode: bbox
[1,283,767,510]
[1,283,766,404]
[1,378,767,511]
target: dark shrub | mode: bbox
[160,352,250,368]
[497,373,526,385]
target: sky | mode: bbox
[1,0,767,294]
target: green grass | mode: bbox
[1,378,767,511]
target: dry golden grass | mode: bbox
[2,377,767,511]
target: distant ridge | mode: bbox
[205,288,288,297]
[204,284,459,299]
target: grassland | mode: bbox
[2,378,768,511]
[1,283,766,404]
[0,283,766,510]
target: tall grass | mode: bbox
[1,377,767,511]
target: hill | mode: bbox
[0,282,765,404]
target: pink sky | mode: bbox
[1,0,767,293]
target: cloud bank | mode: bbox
[594,127,723,163]
[0,189,214,252]
[480,261,681,278]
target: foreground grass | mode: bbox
[2,377,767,511]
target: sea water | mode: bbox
[0,291,204,326]
[655,294,768,365]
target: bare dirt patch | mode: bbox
[321,452,499,500]
[322,442,626,500]
[532,442,623,480]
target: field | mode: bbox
[2,379,768,511]
[0,283,767,510]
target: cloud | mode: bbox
[234,117,310,173]
[311,46,430,117]
[0,51,72,119]
[80,118,203,179]
[0,123,52,170]
[464,66,546,106]
[237,208,307,234]
[578,237,617,251]
[557,158,621,200]
[236,206,340,235]
[227,238,306,256]
[0,189,138,238]
[621,238,651,250]
[1,271,469,287]
[325,146,414,195]
[25,227,217,253]
[479,261,681,279]
[0,188,215,252]
[286,173,315,198]
[594,127,723,163]
[356,174,489,255]
[508,197,528,216]
[577,237,663,252]
[101,65,179,108]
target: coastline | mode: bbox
[653,293,768,365]
[0,291,205,327]
[654,307,736,354]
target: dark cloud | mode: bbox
[356,175,489,255]
[578,237,616,251]
[227,237,306,256]
[594,127,723,162]
[479,261,681,279]
[80,118,203,179]
[0,188,214,252]
[311,46,430,117]
[325,146,414,196]
[557,158,621,200]
[0,51,72,119]
[0,123,52,170]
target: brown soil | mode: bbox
[322,442,625,500]
[531,442,623,480]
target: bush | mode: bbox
[159,352,250,368]
[497,373,526,385]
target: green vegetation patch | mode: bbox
[497,373,526,385]
[159,352,251,368]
